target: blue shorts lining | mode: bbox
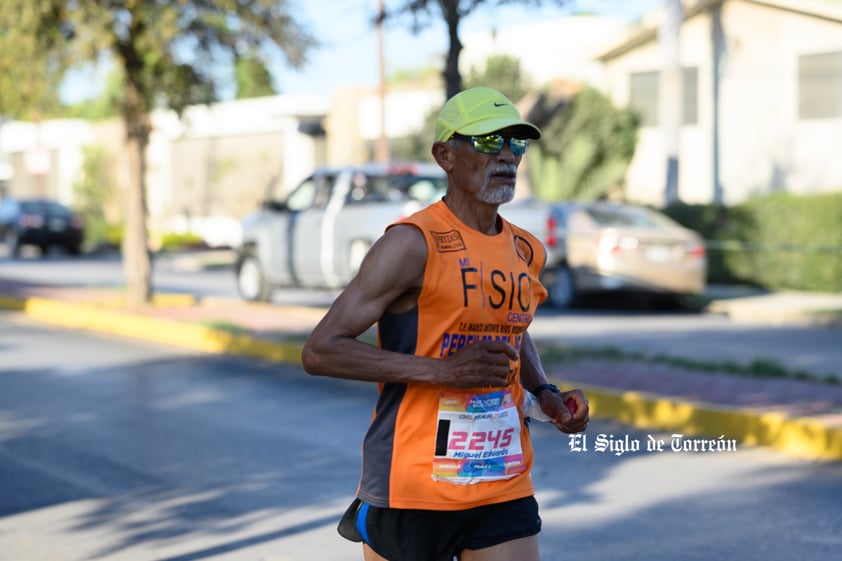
[356,501,371,544]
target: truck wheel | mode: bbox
[237,254,273,302]
[546,264,577,309]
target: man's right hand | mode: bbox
[439,340,519,389]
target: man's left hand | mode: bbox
[538,389,589,433]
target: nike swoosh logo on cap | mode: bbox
[493,102,507,107]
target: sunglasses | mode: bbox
[450,133,529,156]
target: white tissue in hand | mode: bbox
[521,391,552,422]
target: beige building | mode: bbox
[148,95,329,244]
[0,97,332,247]
[598,0,842,205]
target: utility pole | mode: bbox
[711,3,725,204]
[375,0,390,163]
[659,0,683,205]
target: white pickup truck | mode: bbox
[235,162,446,301]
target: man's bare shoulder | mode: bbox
[356,223,427,286]
[346,223,426,315]
[381,222,427,254]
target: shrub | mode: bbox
[158,231,207,252]
[663,193,842,292]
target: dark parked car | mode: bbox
[0,197,85,257]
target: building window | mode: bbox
[682,67,698,125]
[629,67,698,127]
[630,71,659,127]
[798,51,842,119]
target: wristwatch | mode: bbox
[530,383,560,397]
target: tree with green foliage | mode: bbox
[64,69,125,120]
[0,0,314,306]
[73,145,117,249]
[394,55,636,203]
[0,3,70,120]
[382,0,568,98]
[392,54,535,162]
[464,54,531,103]
[529,86,638,201]
[235,54,278,99]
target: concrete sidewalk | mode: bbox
[1,276,840,461]
[705,286,842,329]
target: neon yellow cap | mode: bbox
[434,87,541,143]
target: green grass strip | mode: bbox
[537,343,840,386]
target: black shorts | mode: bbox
[337,495,541,561]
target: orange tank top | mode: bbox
[357,200,548,510]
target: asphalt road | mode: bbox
[2,313,841,561]
[2,252,841,379]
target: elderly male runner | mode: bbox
[302,86,589,561]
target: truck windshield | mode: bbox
[347,174,446,204]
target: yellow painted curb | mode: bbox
[556,381,842,461]
[10,296,302,366]
[91,292,199,309]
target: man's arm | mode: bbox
[519,331,589,433]
[301,224,517,388]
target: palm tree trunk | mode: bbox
[122,83,152,308]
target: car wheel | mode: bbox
[545,264,577,309]
[237,254,273,302]
[4,229,20,257]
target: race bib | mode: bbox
[432,389,526,484]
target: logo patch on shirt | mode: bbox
[514,235,534,265]
[431,229,466,252]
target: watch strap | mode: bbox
[530,383,560,396]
